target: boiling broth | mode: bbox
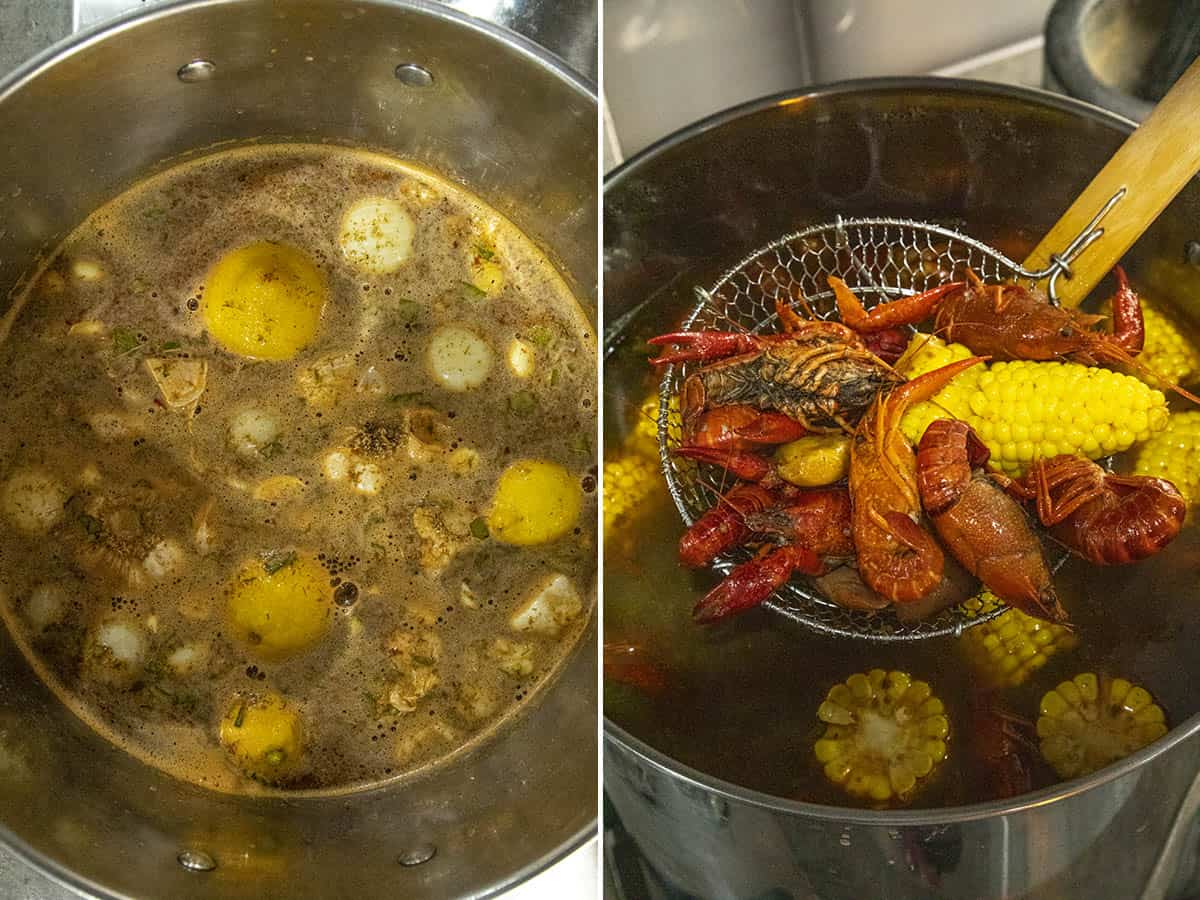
[0,145,596,795]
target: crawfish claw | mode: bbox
[693,545,822,623]
[648,331,759,365]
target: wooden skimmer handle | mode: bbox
[1021,55,1200,307]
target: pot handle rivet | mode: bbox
[177,60,216,83]
[397,844,437,867]
[1185,241,1200,267]
[394,63,434,88]
[176,849,216,873]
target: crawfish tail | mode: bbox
[862,511,946,605]
[677,484,776,568]
[693,545,822,623]
[916,419,991,515]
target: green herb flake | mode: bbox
[461,281,487,301]
[508,390,537,415]
[469,516,490,540]
[529,326,553,347]
[233,703,247,728]
[474,243,496,262]
[387,391,423,405]
[261,549,298,575]
[571,432,591,455]
[160,340,183,353]
[111,328,145,356]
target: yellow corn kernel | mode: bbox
[898,334,1169,475]
[960,592,1077,689]
[1133,410,1200,509]
[815,669,949,805]
[1037,673,1168,779]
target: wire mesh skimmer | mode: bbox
[656,202,1122,642]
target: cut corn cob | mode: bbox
[959,592,1077,689]
[603,393,670,543]
[1133,410,1200,509]
[1101,290,1200,389]
[814,669,949,804]
[1037,673,1167,779]
[897,334,1170,475]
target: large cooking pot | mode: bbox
[603,79,1200,900]
[0,1,596,897]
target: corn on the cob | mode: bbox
[814,669,949,804]
[1037,673,1167,779]
[1101,292,1200,389]
[897,334,1170,475]
[959,592,1077,689]
[603,394,670,543]
[1133,410,1200,508]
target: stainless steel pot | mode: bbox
[0,2,596,898]
[603,79,1200,900]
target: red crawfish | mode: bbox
[830,267,1145,367]
[1008,455,1186,565]
[916,419,1066,623]
[848,356,985,605]
[691,487,853,623]
[650,299,905,435]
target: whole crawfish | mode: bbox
[650,299,905,436]
[691,487,853,623]
[916,419,1066,623]
[849,356,984,604]
[832,267,1145,367]
[1009,455,1186,565]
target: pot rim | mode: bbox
[0,0,596,894]
[602,74,1199,826]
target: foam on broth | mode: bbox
[0,144,596,795]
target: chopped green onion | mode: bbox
[470,517,490,540]
[233,703,247,728]
[387,391,423,405]
[461,281,487,300]
[571,432,591,455]
[262,549,297,575]
[474,243,496,262]
[529,326,553,347]
[111,328,145,356]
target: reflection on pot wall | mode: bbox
[603,0,1053,162]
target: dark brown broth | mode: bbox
[0,145,596,795]
[602,247,1200,810]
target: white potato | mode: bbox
[426,326,493,391]
[339,197,415,274]
[84,618,148,688]
[506,338,534,378]
[2,469,67,535]
[352,463,383,495]
[145,357,207,408]
[24,583,68,632]
[510,573,583,637]
[322,450,350,482]
[228,408,280,457]
[167,641,210,676]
